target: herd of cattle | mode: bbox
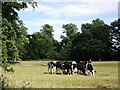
[48,61,96,76]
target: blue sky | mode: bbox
[18,0,118,41]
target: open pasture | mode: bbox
[1,60,118,88]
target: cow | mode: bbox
[55,61,65,74]
[62,61,77,75]
[76,61,87,75]
[63,61,72,75]
[48,61,65,75]
[86,62,96,76]
[48,61,56,74]
[71,61,77,75]
[47,61,78,75]
[76,61,96,76]
[47,60,96,76]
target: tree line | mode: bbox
[1,2,120,71]
[25,19,119,61]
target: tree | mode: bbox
[71,18,111,61]
[109,18,120,60]
[62,23,78,38]
[26,24,57,60]
[2,18,19,61]
[60,23,78,60]
[1,1,37,72]
[40,24,54,37]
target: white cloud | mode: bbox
[35,0,119,3]
[21,1,118,18]
[19,0,118,41]
[24,18,92,27]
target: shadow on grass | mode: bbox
[44,72,89,76]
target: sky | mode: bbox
[18,0,119,41]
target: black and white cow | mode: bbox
[48,61,56,74]
[47,60,96,76]
[62,61,77,75]
[86,62,96,76]
[55,61,65,74]
[71,61,77,75]
[77,61,96,76]
[48,61,65,74]
[63,61,73,75]
[76,61,87,75]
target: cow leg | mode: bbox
[72,70,75,75]
[56,68,58,74]
[92,70,95,76]
[88,70,91,76]
[82,69,86,75]
[60,69,63,75]
[67,69,69,75]
[53,67,56,74]
[77,70,80,74]
[70,69,72,75]
[67,69,71,75]
[73,68,77,75]
[51,68,53,75]
[72,69,75,75]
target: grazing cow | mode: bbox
[48,61,56,74]
[47,61,78,75]
[76,61,87,75]
[47,60,96,76]
[86,62,96,76]
[71,61,77,75]
[55,61,65,74]
[62,61,77,75]
[62,61,73,75]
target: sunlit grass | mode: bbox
[1,60,118,88]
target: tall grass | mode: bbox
[1,60,118,88]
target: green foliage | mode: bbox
[1,2,36,72]
[2,2,27,23]
[59,23,79,60]
[40,24,54,37]
[26,24,57,60]
[2,2,37,23]
[109,18,120,60]
[62,23,78,37]
[2,18,20,62]
[24,19,118,61]
[71,18,111,60]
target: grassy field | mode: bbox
[1,60,118,88]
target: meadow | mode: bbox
[0,60,118,88]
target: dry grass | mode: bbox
[1,60,118,88]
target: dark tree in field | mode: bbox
[1,2,37,71]
[26,24,58,59]
[71,18,111,61]
[60,23,78,60]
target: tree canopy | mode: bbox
[1,1,37,71]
